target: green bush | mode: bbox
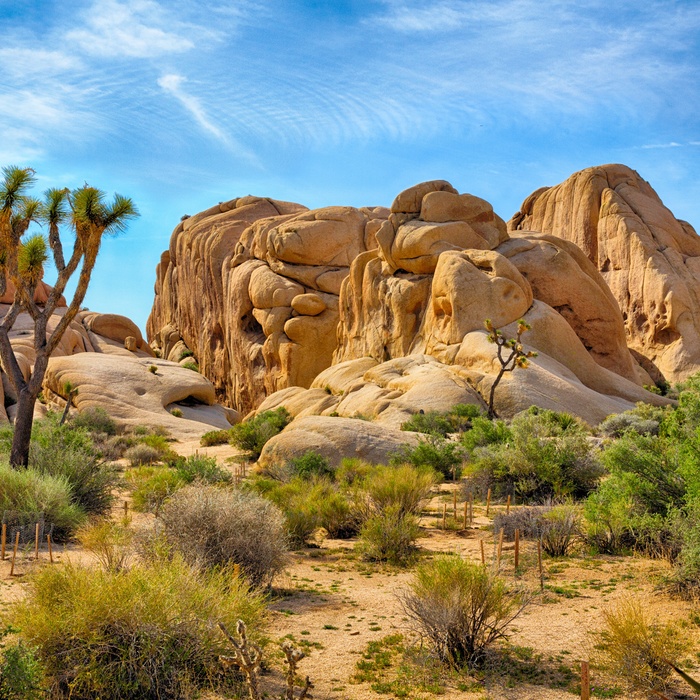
[402,556,526,668]
[124,443,161,467]
[362,464,437,518]
[9,558,266,699]
[68,407,117,436]
[200,429,231,447]
[287,451,333,479]
[0,629,44,700]
[160,485,287,587]
[250,476,332,547]
[229,407,291,461]
[357,505,420,565]
[401,404,482,437]
[171,454,232,485]
[126,467,184,515]
[464,409,600,502]
[29,441,117,518]
[539,503,581,557]
[391,436,464,480]
[598,411,660,438]
[0,462,84,539]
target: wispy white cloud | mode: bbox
[642,142,700,149]
[0,48,82,76]
[158,73,261,166]
[65,0,195,58]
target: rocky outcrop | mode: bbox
[149,171,686,441]
[509,164,700,384]
[148,196,389,414]
[1,303,234,435]
[257,415,420,469]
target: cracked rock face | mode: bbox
[509,163,700,385]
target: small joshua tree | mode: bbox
[484,318,537,419]
[58,380,79,426]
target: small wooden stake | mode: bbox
[1,523,6,560]
[580,660,590,700]
[47,534,53,564]
[463,500,468,529]
[480,539,485,566]
[514,529,520,570]
[34,523,40,560]
[486,488,491,517]
[469,495,474,526]
[9,531,19,576]
[124,500,129,517]
[538,538,544,592]
[453,490,457,519]
[496,528,504,570]
[442,503,447,530]
[506,494,511,514]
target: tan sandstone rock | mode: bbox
[509,163,700,384]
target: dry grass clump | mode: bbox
[160,485,287,587]
[356,505,420,565]
[596,598,688,695]
[76,519,134,572]
[402,556,528,668]
[124,443,161,466]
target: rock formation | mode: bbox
[509,164,700,385]
[148,196,389,413]
[0,301,234,436]
[149,173,680,435]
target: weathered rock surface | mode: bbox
[509,163,700,384]
[0,302,235,436]
[257,415,420,469]
[148,196,389,413]
[147,171,689,463]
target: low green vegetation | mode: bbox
[229,407,292,460]
[8,558,266,699]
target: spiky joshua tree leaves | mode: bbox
[0,166,138,467]
[484,318,538,419]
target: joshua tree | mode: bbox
[58,380,79,426]
[484,318,537,419]
[0,166,138,467]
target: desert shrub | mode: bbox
[171,454,232,485]
[401,411,454,437]
[492,506,551,541]
[357,505,420,565]
[170,407,183,418]
[667,501,700,596]
[0,462,84,539]
[401,404,484,437]
[76,520,133,572]
[460,416,512,452]
[391,435,464,480]
[596,598,687,695]
[182,361,199,372]
[9,558,266,700]
[29,441,117,518]
[200,429,231,447]
[139,434,179,463]
[288,451,333,479]
[0,629,44,700]
[362,464,437,517]
[126,467,184,515]
[97,434,135,460]
[124,443,161,466]
[335,458,373,486]
[539,503,581,556]
[402,556,526,668]
[598,411,660,438]
[317,489,360,538]
[68,407,117,436]
[229,407,292,460]
[464,409,600,502]
[251,476,351,547]
[492,503,581,556]
[160,485,287,586]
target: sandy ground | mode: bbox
[1,444,698,700]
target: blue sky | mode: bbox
[1,0,699,331]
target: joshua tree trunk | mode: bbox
[10,388,38,467]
